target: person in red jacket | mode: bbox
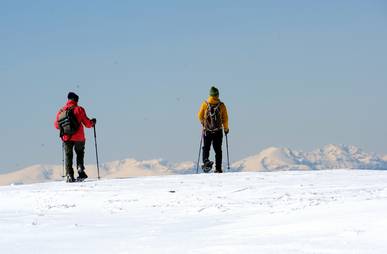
[55,92,96,182]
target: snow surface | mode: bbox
[1,170,387,253]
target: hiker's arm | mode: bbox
[54,110,60,129]
[78,107,94,128]
[221,103,229,130]
[197,102,206,126]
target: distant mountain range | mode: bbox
[1,144,386,186]
[232,144,387,171]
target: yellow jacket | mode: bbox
[198,96,229,130]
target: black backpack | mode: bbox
[57,106,80,137]
[204,102,223,131]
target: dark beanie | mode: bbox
[67,92,79,102]
[209,86,219,97]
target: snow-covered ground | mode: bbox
[1,170,387,254]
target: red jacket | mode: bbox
[55,100,94,142]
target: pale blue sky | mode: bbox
[1,0,387,172]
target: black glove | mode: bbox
[91,118,97,125]
[224,128,229,135]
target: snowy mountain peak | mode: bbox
[232,144,387,172]
[232,146,307,172]
[304,144,384,170]
[317,144,363,157]
[259,146,293,157]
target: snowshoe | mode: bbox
[66,175,75,183]
[76,170,88,182]
[201,160,214,173]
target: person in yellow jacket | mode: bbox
[198,86,229,173]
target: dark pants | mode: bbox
[64,141,85,176]
[202,130,223,171]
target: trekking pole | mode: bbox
[225,133,230,170]
[196,130,203,174]
[62,142,65,178]
[93,125,101,180]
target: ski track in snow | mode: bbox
[1,170,387,253]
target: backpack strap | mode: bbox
[67,105,80,131]
[215,101,224,126]
[205,101,222,111]
[58,108,65,138]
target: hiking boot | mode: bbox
[202,160,214,173]
[76,170,88,182]
[66,175,75,183]
[214,169,223,173]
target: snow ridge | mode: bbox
[233,144,387,171]
[1,144,387,185]
[0,159,195,186]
